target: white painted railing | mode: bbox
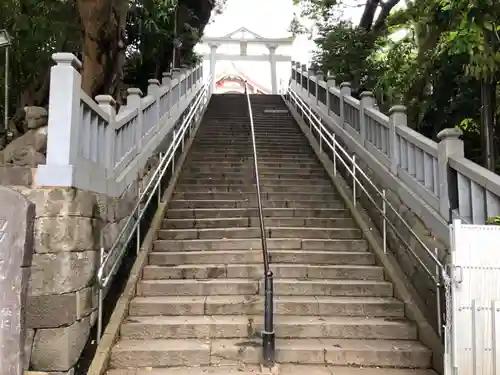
[35,53,204,197]
[290,62,500,240]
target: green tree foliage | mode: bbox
[292,0,500,168]
[0,0,222,138]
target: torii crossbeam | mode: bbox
[201,27,294,94]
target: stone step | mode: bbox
[183,166,325,174]
[175,182,333,194]
[187,156,319,163]
[193,139,306,146]
[137,279,392,297]
[173,184,334,193]
[193,139,308,145]
[156,227,361,240]
[165,207,351,219]
[171,192,339,202]
[182,168,325,176]
[162,216,355,229]
[191,147,313,154]
[188,152,316,160]
[195,132,302,137]
[129,295,405,318]
[106,365,438,375]
[109,338,431,368]
[105,365,262,375]
[142,264,384,280]
[120,315,417,340]
[187,161,320,169]
[148,250,374,266]
[177,174,329,182]
[176,176,331,185]
[188,152,315,159]
[180,171,326,180]
[152,238,368,252]
[168,199,343,209]
[196,132,301,137]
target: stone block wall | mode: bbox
[330,138,448,331]
[11,154,161,374]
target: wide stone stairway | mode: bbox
[105,94,436,374]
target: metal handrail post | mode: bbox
[244,82,275,367]
[283,86,448,335]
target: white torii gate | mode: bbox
[201,27,294,94]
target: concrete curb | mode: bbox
[86,109,207,375]
[284,98,444,374]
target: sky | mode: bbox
[195,0,368,91]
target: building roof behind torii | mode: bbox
[214,62,271,94]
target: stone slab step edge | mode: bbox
[109,338,431,369]
[105,364,438,375]
[136,278,393,297]
[156,226,362,240]
[152,238,369,251]
[162,217,356,229]
[120,315,417,340]
[148,251,375,266]
[141,263,384,280]
[128,295,405,317]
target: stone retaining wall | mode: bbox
[10,155,160,374]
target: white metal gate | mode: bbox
[445,219,500,375]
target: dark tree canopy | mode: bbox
[0,0,224,140]
[292,0,500,170]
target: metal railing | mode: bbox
[284,87,450,336]
[244,83,275,367]
[95,76,211,342]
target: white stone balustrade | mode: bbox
[35,53,204,196]
[290,61,500,234]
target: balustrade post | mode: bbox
[36,53,82,187]
[307,67,315,97]
[291,60,296,83]
[437,128,464,221]
[172,68,182,106]
[339,82,351,129]
[180,64,189,94]
[315,73,324,106]
[127,88,143,154]
[326,76,335,116]
[95,95,116,174]
[162,72,173,118]
[294,62,301,89]
[388,105,407,175]
[359,91,375,146]
[148,79,161,132]
[301,64,307,94]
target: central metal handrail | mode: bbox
[244,83,275,367]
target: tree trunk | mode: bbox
[76,0,128,99]
[480,79,496,171]
[358,0,401,34]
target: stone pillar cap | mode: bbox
[95,95,116,106]
[52,52,82,69]
[438,127,463,140]
[127,88,143,96]
[389,105,407,114]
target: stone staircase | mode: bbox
[106,94,436,374]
